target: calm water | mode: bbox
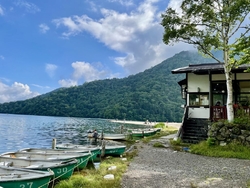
[0,114,148,153]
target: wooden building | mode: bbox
[172,63,250,143]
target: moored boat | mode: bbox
[128,128,158,137]
[19,147,99,162]
[56,143,126,156]
[102,145,126,156]
[102,133,127,140]
[0,156,77,180]
[0,165,54,188]
[5,151,90,170]
[55,144,101,161]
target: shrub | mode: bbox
[206,137,216,146]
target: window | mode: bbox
[189,94,209,106]
[212,82,226,94]
[213,94,227,106]
[236,81,250,106]
[238,94,250,106]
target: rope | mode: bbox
[37,150,101,188]
[37,160,77,188]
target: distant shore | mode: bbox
[109,119,181,129]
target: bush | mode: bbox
[206,137,216,146]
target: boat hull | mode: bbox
[0,157,77,180]
[129,129,158,137]
[102,134,127,140]
[56,143,126,157]
[36,161,76,180]
[0,166,53,188]
[13,150,90,170]
[56,144,100,161]
[104,145,126,156]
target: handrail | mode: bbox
[174,106,188,140]
[211,105,250,121]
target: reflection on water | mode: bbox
[0,114,148,153]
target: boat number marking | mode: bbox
[57,167,68,174]
[20,182,33,188]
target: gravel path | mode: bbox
[121,135,250,188]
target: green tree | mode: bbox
[161,0,250,122]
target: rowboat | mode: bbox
[102,133,127,140]
[56,143,126,156]
[0,165,54,188]
[0,156,77,180]
[103,145,126,156]
[88,132,128,141]
[128,128,158,137]
[6,150,91,170]
[54,145,101,161]
[18,147,96,163]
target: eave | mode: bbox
[172,63,250,75]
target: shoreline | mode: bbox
[109,119,181,129]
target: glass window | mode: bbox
[239,81,250,92]
[189,94,209,106]
[213,94,227,106]
[238,94,250,106]
[212,82,226,93]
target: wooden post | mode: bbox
[52,138,56,149]
[120,125,124,134]
[142,131,144,137]
[101,140,106,157]
[101,131,104,140]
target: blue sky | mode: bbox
[0,0,192,103]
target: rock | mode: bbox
[104,174,114,180]
[108,166,117,170]
[220,141,227,146]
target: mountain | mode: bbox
[0,51,215,122]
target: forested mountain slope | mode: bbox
[0,51,215,122]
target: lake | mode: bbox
[0,114,148,153]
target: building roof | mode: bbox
[172,63,250,74]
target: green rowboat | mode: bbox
[0,165,54,188]
[0,156,77,180]
[129,129,158,137]
[56,144,100,161]
[10,150,90,170]
[103,145,126,156]
[56,143,126,156]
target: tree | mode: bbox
[161,0,250,122]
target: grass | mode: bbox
[169,138,250,160]
[55,156,133,188]
[189,141,250,159]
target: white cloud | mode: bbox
[72,61,106,82]
[108,0,134,6]
[58,61,109,87]
[14,0,40,13]
[58,79,78,87]
[0,5,4,15]
[31,84,50,89]
[85,0,98,12]
[167,0,182,13]
[0,82,40,103]
[53,0,193,75]
[45,64,57,78]
[39,24,50,34]
[0,77,10,83]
